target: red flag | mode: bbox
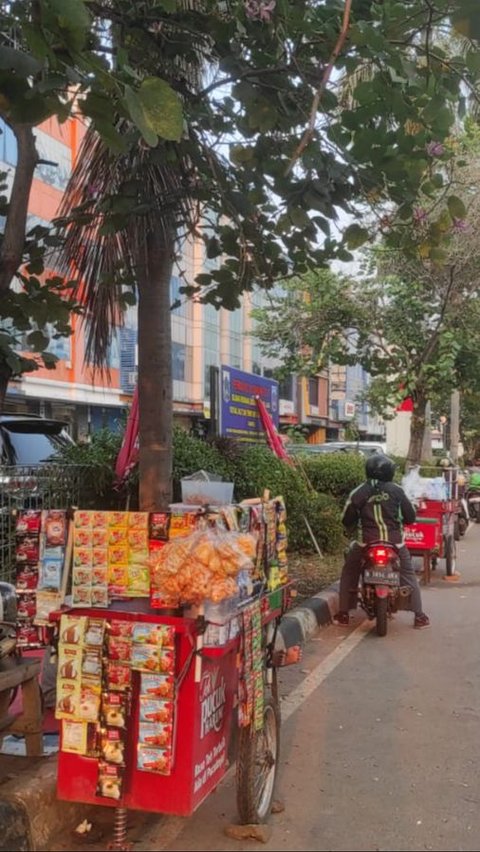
[255,397,291,464]
[115,386,139,485]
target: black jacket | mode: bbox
[342,480,416,545]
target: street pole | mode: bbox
[450,389,460,463]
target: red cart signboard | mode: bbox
[404,518,440,551]
[57,609,240,816]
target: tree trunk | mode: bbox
[407,391,427,465]
[0,124,38,294]
[137,225,175,511]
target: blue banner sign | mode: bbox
[220,365,279,442]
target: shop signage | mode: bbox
[220,365,279,442]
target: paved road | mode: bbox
[134,525,480,852]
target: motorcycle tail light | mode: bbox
[368,546,390,565]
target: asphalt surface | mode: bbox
[132,525,480,852]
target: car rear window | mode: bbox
[1,424,71,465]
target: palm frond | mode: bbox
[56,127,199,367]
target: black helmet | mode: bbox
[365,453,395,482]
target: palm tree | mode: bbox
[57,126,202,510]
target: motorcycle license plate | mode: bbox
[364,570,399,585]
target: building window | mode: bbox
[0,120,17,166]
[279,375,293,400]
[172,341,186,381]
[308,378,318,407]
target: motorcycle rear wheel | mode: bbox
[375,597,388,637]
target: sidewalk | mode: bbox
[0,584,340,851]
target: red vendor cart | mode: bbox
[54,585,292,850]
[404,498,457,583]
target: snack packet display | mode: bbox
[59,614,84,644]
[149,513,170,541]
[107,662,132,692]
[78,684,101,722]
[137,745,172,775]
[101,727,125,765]
[102,692,127,729]
[140,673,174,700]
[129,512,149,530]
[108,635,132,662]
[139,697,174,725]
[138,722,173,748]
[16,510,42,536]
[43,510,67,547]
[132,623,174,647]
[97,761,123,800]
[38,557,63,591]
[56,681,81,719]
[62,720,98,755]
[150,528,256,607]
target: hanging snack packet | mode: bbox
[102,692,127,728]
[97,761,123,800]
[101,727,126,765]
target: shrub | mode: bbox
[58,429,346,553]
[301,453,365,505]
[56,429,129,508]
[229,444,344,553]
[172,427,231,499]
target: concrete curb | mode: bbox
[0,583,340,850]
[276,581,339,651]
[0,756,95,851]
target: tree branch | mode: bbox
[0,123,38,294]
[285,0,352,175]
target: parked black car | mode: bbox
[0,415,74,465]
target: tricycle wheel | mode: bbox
[236,696,280,824]
[445,535,456,576]
[375,597,388,637]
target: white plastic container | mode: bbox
[180,480,234,506]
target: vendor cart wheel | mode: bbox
[236,696,280,824]
[445,535,456,576]
[375,597,388,637]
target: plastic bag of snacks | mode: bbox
[150,528,256,606]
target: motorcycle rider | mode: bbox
[334,454,430,629]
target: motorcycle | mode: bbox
[359,542,411,637]
[455,495,470,537]
[467,488,480,522]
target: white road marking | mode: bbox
[281,620,374,723]
[138,620,372,851]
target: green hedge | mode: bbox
[301,452,365,505]
[59,430,345,553]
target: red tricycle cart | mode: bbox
[54,588,293,851]
[15,494,295,849]
[404,496,457,583]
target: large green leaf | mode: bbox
[344,224,370,249]
[27,331,49,352]
[447,195,467,220]
[138,77,183,142]
[44,0,91,33]
[0,47,42,77]
[124,85,158,147]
